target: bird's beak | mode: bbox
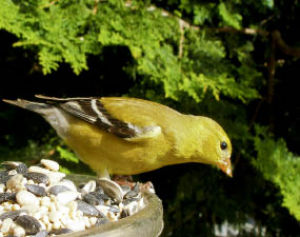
[217,157,233,177]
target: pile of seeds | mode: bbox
[0,159,148,237]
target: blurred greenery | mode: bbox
[0,0,299,236]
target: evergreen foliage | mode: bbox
[0,0,299,236]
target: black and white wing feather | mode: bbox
[35,95,161,140]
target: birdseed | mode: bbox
[0,159,151,236]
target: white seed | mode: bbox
[41,215,49,225]
[52,220,61,230]
[41,159,60,171]
[89,217,97,226]
[60,216,69,226]
[107,211,118,221]
[39,221,46,231]
[12,204,21,211]
[13,225,26,237]
[83,216,91,228]
[21,204,40,216]
[39,183,47,188]
[65,219,86,231]
[40,196,51,207]
[66,201,77,219]
[123,200,139,216]
[47,172,66,185]
[2,159,146,235]
[0,183,5,193]
[6,174,26,192]
[3,202,13,211]
[8,170,18,176]
[45,222,52,232]
[0,218,13,233]
[56,191,78,205]
[58,179,77,192]
[49,210,61,223]
[81,180,96,194]
[56,205,68,216]
[2,161,21,169]
[27,179,35,185]
[16,190,39,207]
[38,206,49,218]
[75,210,83,218]
[49,202,57,212]
[32,207,47,220]
[28,166,50,174]
[96,205,110,216]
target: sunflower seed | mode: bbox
[0,159,148,236]
[25,184,47,197]
[121,185,131,194]
[124,190,140,199]
[57,179,77,192]
[48,185,71,195]
[0,210,25,221]
[1,161,23,170]
[24,172,49,185]
[95,186,104,194]
[97,178,123,203]
[122,197,141,206]
[83,193,104,206]
[0,192,16,204]
[76,200,100,217]
[15,215,41,235]
[0,174,13,184]
[16,163,28,174]
[81,180,97,194]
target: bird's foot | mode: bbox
[111,175,155,193]
[112,175,135,188]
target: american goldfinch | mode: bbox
[3,95,232,177]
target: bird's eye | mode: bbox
[220,141,227,150]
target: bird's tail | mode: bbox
[2,98,53,115]
[3,97,70,138]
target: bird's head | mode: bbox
[188,116,233,177]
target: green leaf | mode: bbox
[218,2,242,29]
[56,146,79,163]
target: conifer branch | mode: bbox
[178,19,185,59]
[135,2,300,59]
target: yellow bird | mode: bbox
[3,95,232,177]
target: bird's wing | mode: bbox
[35,95,161,141]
